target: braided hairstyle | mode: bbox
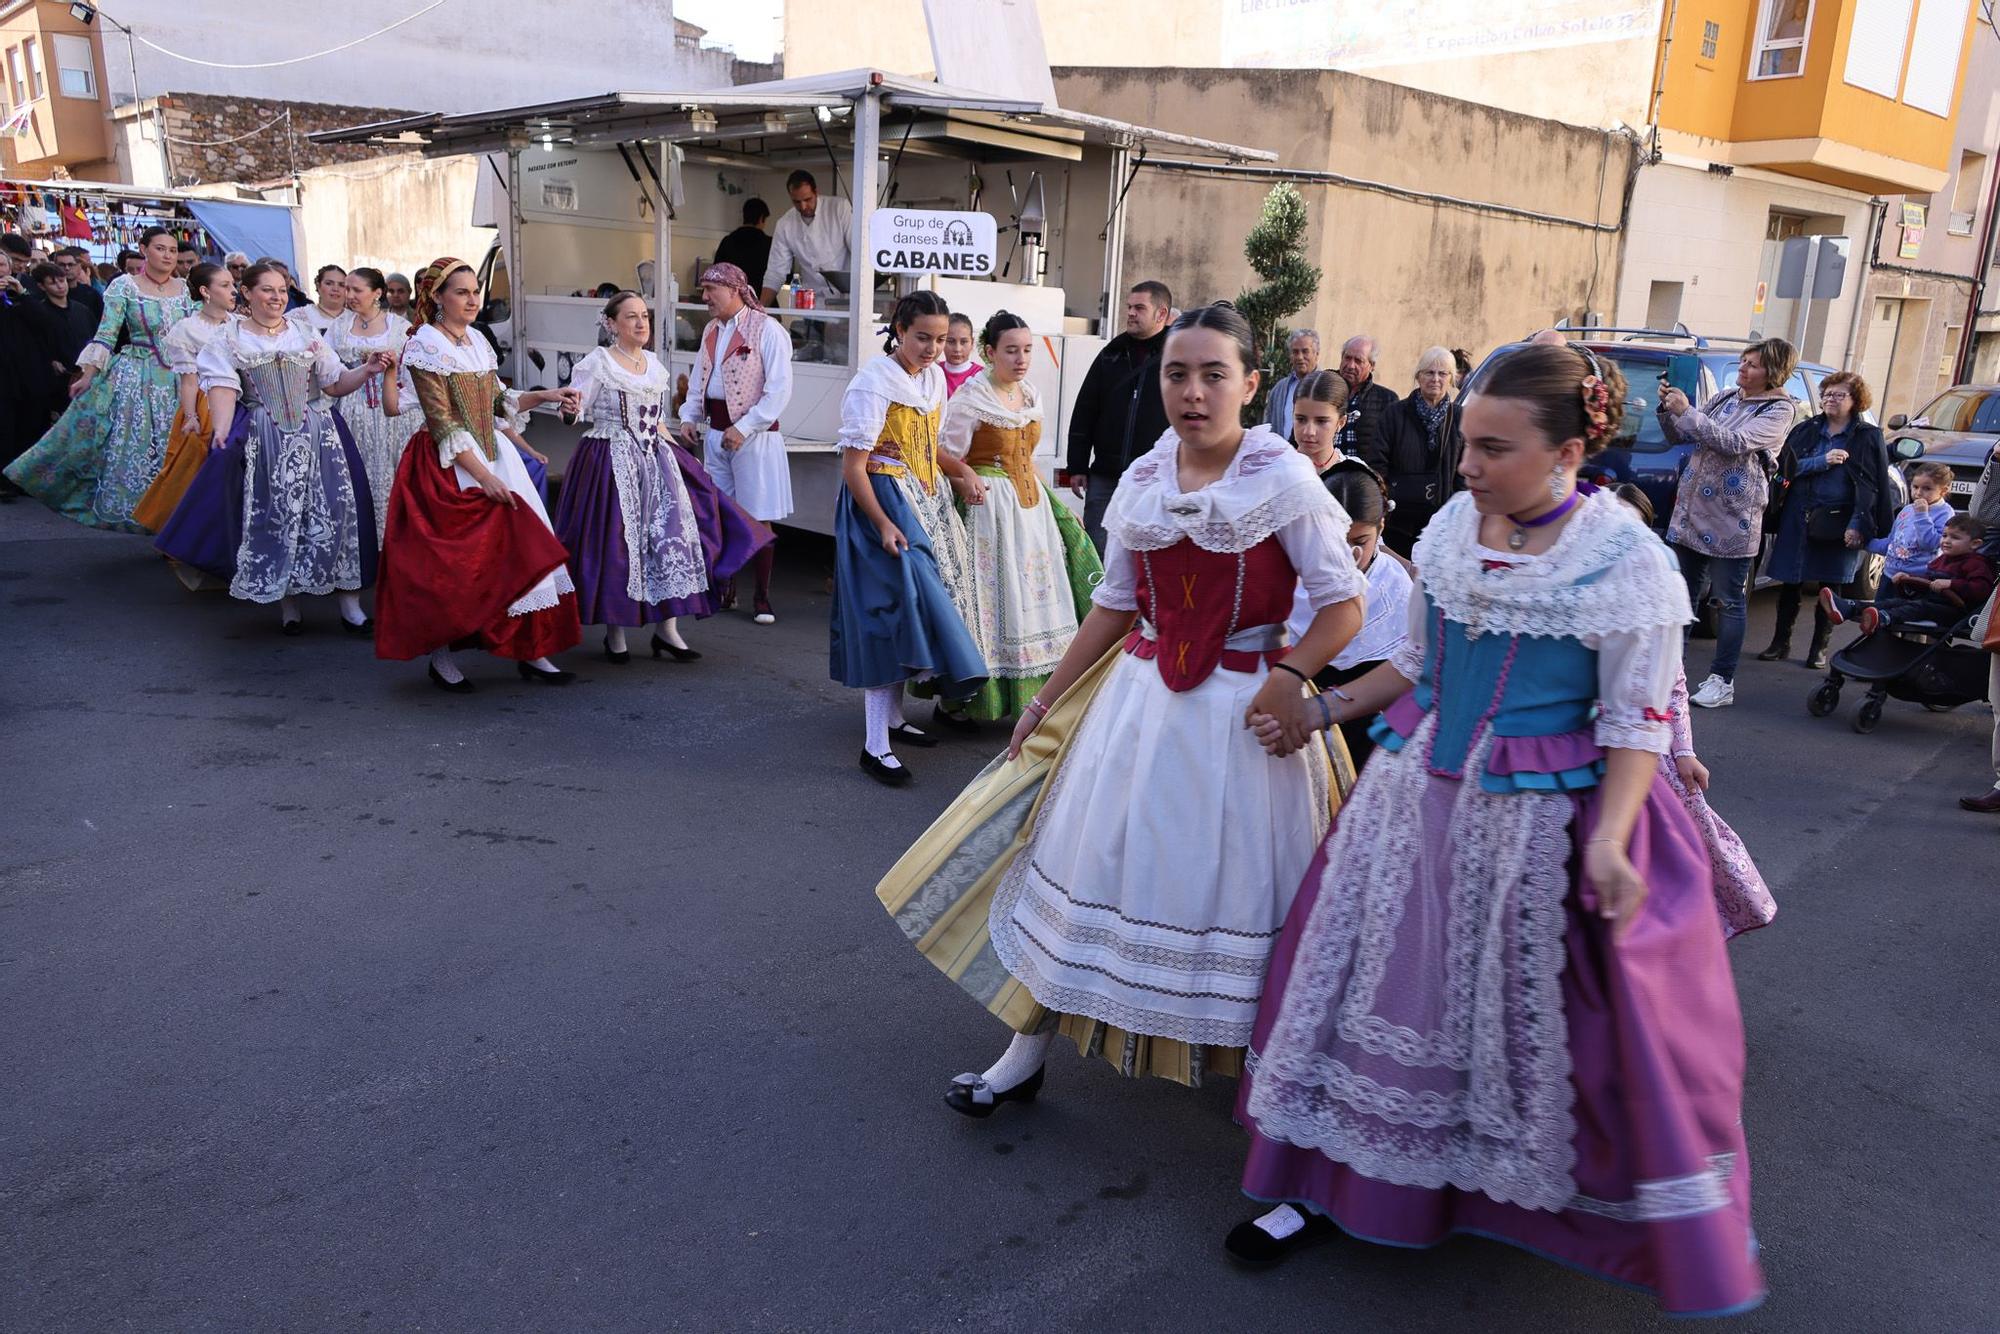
[980,309,1029,354]
[1476,342,1628,456]
[884,290,950,355]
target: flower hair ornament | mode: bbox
[1577,347,1614,447]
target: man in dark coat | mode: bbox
[1061,280,1173,551]
[1334,333,1401,475]
[714,198,772,291]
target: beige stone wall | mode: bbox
[785,0,1654,128]
[158,94,416,188]
[1054,67,1633,388]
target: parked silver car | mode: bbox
[1884,385,2000,515]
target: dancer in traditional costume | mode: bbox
[328,267,416,542]
[830,290,988,785]
[936,310,1100,721]
[290,264,347,337]
[556,289,770,664]
[874,303,1366,1107]
[1612,485,1776,939]
[131,264,236,552]
[4,227,192,531]
[940,313,982,397]
[674,263,792,625]
[151,262,383,633]
[372,257,580,691]
[1230,343,1765,1318]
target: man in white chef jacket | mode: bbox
[759,169,853,366]
[678,263,794,623]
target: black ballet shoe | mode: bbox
[860,748,912,787]
[651,634,702,662]
[944,1065,1044,1119]
[342,617,373,636]
[931,703,981,735]
[887,720,940,748]
[1223,1209,1338,1268]
[602,634,630,665]
[428,664,476,694]
[516,661,576,685]
[280,618,304,637]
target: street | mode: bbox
[2,502,1994,1334]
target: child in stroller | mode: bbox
[1821,513,1994,635]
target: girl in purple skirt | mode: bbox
[1229,343,1766,1317]
[553,291,770,664]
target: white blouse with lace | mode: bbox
[1396,489,1690,754]
[160,311,233,377]
[1093,426,1368,619]
[195,317,346,394]
[398,323,524,469]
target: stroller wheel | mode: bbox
[1807,682,1841,717]
[1853,697,1885,733]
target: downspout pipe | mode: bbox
[1844,196,1886,371]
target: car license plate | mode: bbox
[1951,479,1975,494]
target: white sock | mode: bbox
[429,648,465,683]
[606,625,627,653]
[526,656,557,672]
[658,617,689,651]
[864,684,902,765]
[279,595,301,624]
[337,592,366,625]
[980,1030,1053,1092]
[1252,1204,1307,1240]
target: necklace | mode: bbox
[249,316,289,336]
[611,344,647,375]
[1504,490,1581,550]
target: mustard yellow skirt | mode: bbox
[875,646,1357,1087]
[130,396,212,533]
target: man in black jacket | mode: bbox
[1334,334,1401,474]
[1062,280,1173,550]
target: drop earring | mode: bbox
[1549,465,1567,502]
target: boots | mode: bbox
[1757,585,1801,661]
[1804,603,1832,670]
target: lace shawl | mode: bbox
[939,370,1043,457]
[1411,490,1691,640]
[1105,426,1342,554]
[161,312,229,376]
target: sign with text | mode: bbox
[868,209,998,276]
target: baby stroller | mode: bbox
[1807,606,1991,733]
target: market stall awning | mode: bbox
[308,68,1274,165]
[185,198,296,272]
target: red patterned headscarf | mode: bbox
[698,262,763,314]
[411,256,472,330]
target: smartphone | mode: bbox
[1661,352,1701,401]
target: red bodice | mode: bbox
[1125,536,1298,691]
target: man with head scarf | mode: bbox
[677,262,794,623]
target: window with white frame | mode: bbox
[1750,0,1814,78]
[6,45,24,105]
[24,37,43,99]
[52,34,95,99]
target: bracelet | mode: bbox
[1271,662,1310,685]
[1314,693,1336,731]
[1025,697,1050,718]
[1584,837,1625,846]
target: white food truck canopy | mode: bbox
[308,68,1273,165]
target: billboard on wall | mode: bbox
[1219,0,1658,70]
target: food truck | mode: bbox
[312,70,1270,533]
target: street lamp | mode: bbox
[68,2,97,22]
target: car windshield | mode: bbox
[1911,389,2000,433]
[1466,344,1673,453]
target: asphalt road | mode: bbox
[3,502,1995,1333]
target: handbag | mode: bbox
[1805,505,1850,543]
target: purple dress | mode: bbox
[1664,667,1777,939]
[1238,492,1765,1317]
[551,347,770,627]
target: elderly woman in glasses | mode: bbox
[1377,345,1465,553]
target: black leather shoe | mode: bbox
[602,634,630,665]
[342,617,373,636]
[1223,1209,1338,1267]
[860,748,911,786]
[887,721,940,748]
[1755,640,1790,661]
[281,619,304,637]
[931,703,982,735]
[651,634,702,662]
[1960,788,2000,813]
[517,662,576,685]
[944,1064,1043,1118]
[428,664,475,694]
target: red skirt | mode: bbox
[374,430,580,661]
